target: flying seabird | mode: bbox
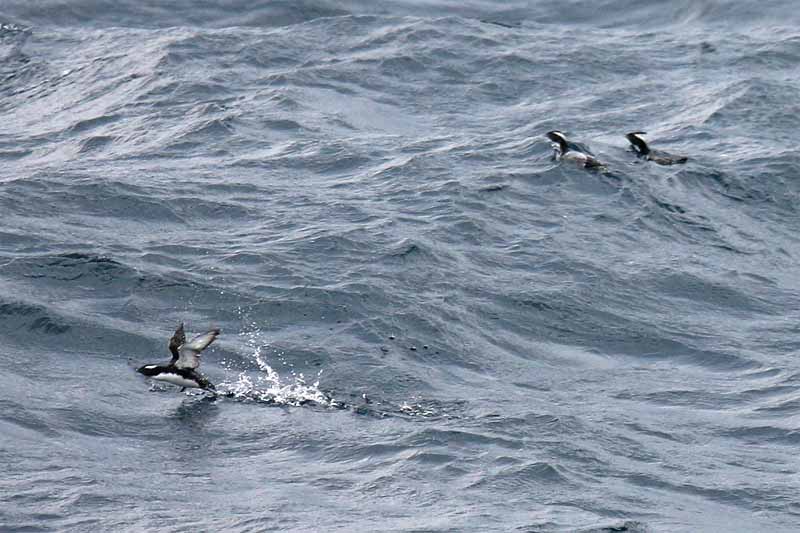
[137,323,219,393]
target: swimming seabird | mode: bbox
[137,323,219,392]
[625,132,687,165]
[546,131,604,169]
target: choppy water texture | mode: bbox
[2,1,799,531]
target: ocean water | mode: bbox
[1,1,799,531]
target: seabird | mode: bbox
[625,132,688,165]
[137,323,219,393]
[546,131,604,169]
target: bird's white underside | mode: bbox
[151,373,200,388]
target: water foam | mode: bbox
[217,319,341,407]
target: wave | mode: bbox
[4,1,800,31]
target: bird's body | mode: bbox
[625,132,687,165]
[137,323,219,392]
[137,365,215,390]
[546,131,604,169]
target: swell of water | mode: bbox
[1,2,799,532]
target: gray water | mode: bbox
[1,1,799,532]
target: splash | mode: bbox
[216,317,342,408]
[213,311,459,417]
[398,400,439,417]
[219,347,338,407]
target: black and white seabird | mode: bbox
[546,131,604,169]
[137,323,220,393]
[625,132,687,165]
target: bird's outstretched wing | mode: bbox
[625,132,650,156]
[176,328,220,369]
[168,323,186,363]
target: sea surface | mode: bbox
[1,1,799,532]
